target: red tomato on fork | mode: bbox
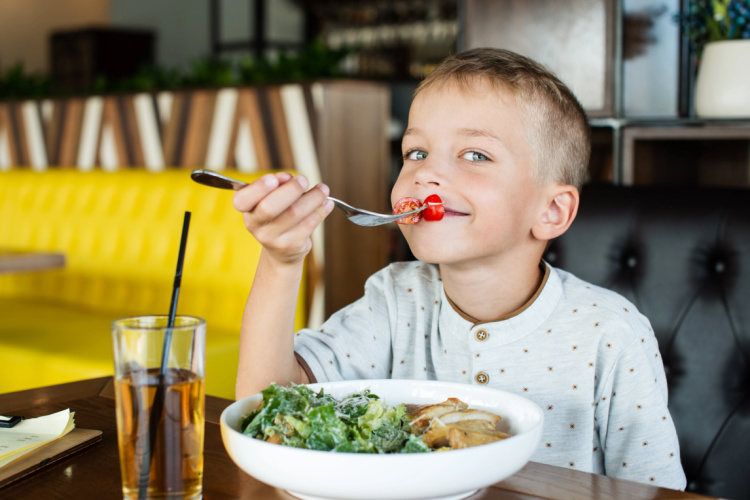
[422,194,444,221]
[392,197,422,225]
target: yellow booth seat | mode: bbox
[0,170,306,399]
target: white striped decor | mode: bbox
[235,118,258,173]
[281,84,321,186]
[134,93,165,172]
[21,100,48,171]
[0,129,10,171]
[99,124,118,172]
[77,97,104,171]
[156,92,173,129]
[205,88,238,171]
[0,84,321,178]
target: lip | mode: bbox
[442,207,469,217]
[443,212,468,218]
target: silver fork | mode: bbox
[190,169,425,227]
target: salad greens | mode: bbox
[241,383,431,453]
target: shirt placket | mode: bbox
[471,326,491,385]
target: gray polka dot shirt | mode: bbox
[294,261,687,490]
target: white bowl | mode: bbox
[220,379,543,500]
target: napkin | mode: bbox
[0,409,75,468]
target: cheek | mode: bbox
[391,173,411,206]
[471,189,519,230]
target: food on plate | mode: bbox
[408,402,509,449]
[392,197,423,225]
[241,383,508,454]
[241,383,429,453]
[422,194,444,221]
[406,397,468,434]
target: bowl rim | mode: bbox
[220,378,544,459]
[219,379,545,500]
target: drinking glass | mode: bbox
[112,315,206,500]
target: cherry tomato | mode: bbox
[422,194,444,221]
[393,197,422,224]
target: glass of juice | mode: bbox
[112,315,206,500]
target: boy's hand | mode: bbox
[233,172,333,265]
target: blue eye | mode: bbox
[462,151,488,161]
[405,150,427,160]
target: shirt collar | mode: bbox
[439,261,562,344]
[444,261,550,326]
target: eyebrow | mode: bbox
[402,127,501,141]
[457,127,512,156]
[456,128,502,141]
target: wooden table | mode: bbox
[0,251,65,274]
[0,378,714,500]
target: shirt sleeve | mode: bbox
[294,267,396,383]
[595,334,687,490]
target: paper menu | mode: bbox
[0,409,75,468]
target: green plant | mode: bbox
[0,39,349,101]
[677,0,750,54]
[237,40,348,84]
[182,56,236,88]
[99,65,185,93]
[0,63,51,99]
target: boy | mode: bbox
[232,48,686,490]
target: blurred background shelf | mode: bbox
[621,120,750,186]
[589,117,750,186]
[50,27,155,92]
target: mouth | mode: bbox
[442,207,469,217]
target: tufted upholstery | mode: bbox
[0,170,308,399]
[543,184,750,500]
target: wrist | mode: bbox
[259,249,306,276]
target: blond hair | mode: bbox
[415,48,591,191]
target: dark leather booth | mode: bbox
[544,185,750,499]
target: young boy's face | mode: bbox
[392,78,548,268]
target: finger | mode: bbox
[268,193,334,253]
[274,183,330,228]
[248,175,312,225]
[256,183,330,240]
[232,172,294,213]
[275,171,294,185]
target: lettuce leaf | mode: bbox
[241,383,428,454]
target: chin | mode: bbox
[400,224,470,264]
[407,242,456,265]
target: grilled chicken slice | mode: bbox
[407,398,469,434]
[437,409,502,427]
[408,397,508,450]
[448,422,510,449]
[420,418,491,448]
[422,419,509,449]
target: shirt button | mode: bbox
[475,329,489,341]
[475,372,489,384]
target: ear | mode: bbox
[531,185,579,241]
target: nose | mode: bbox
[412,159,441,187]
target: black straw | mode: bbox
[139,211,191,500]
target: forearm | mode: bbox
[230,172,331,399]
[235,249,310,399]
